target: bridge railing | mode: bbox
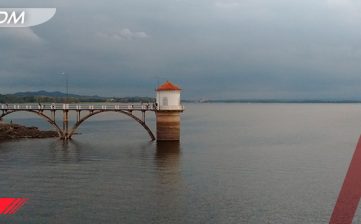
[0,103,157,111]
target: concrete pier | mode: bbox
[0,82,184,141]
[0,103,156,141]
[155,81,184,141]
[156,111,181,141]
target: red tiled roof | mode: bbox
[156,81,181,91]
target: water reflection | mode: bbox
[154,141,182,185]
[47,139,83,163]
[153,141,185,219]
[155,141,181,170]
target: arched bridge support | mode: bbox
[67,109,155,141]
[0,109,64,138]
[0,104,157,141]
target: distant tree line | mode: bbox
[108,97,155,103]
[0,94,155,104]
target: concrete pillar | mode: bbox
[156,111,181,141]
[63,110,69,139]
[155,81,184,141]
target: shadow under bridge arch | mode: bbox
[0,110,64,138]
[67,110,156,141]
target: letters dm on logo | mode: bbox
[0,8,56,27]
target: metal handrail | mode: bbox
[0,103,158,111]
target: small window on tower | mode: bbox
[162,97,168,106]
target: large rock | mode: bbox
[0,123,58,141]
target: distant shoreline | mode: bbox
[184,100,361,104]
[2,100,361,104]
[2,90,361,104]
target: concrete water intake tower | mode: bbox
[156,81,184,141]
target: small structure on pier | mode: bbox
[156,81,184,141]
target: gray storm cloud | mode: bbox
[97,29,149,41]
[1,0,361,100]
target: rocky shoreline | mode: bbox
[0,123,58,141]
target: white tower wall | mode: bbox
[156,90,181,110]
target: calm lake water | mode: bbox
[0,103,361,223]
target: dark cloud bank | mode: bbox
[1,0,361,100]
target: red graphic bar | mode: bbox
[9,198,28,215]
[3,198,21,215]
[330,135,361,223]
[0,198,28,215]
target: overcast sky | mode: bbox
[1,0,361,100]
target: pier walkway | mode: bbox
[0,103,170,140]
